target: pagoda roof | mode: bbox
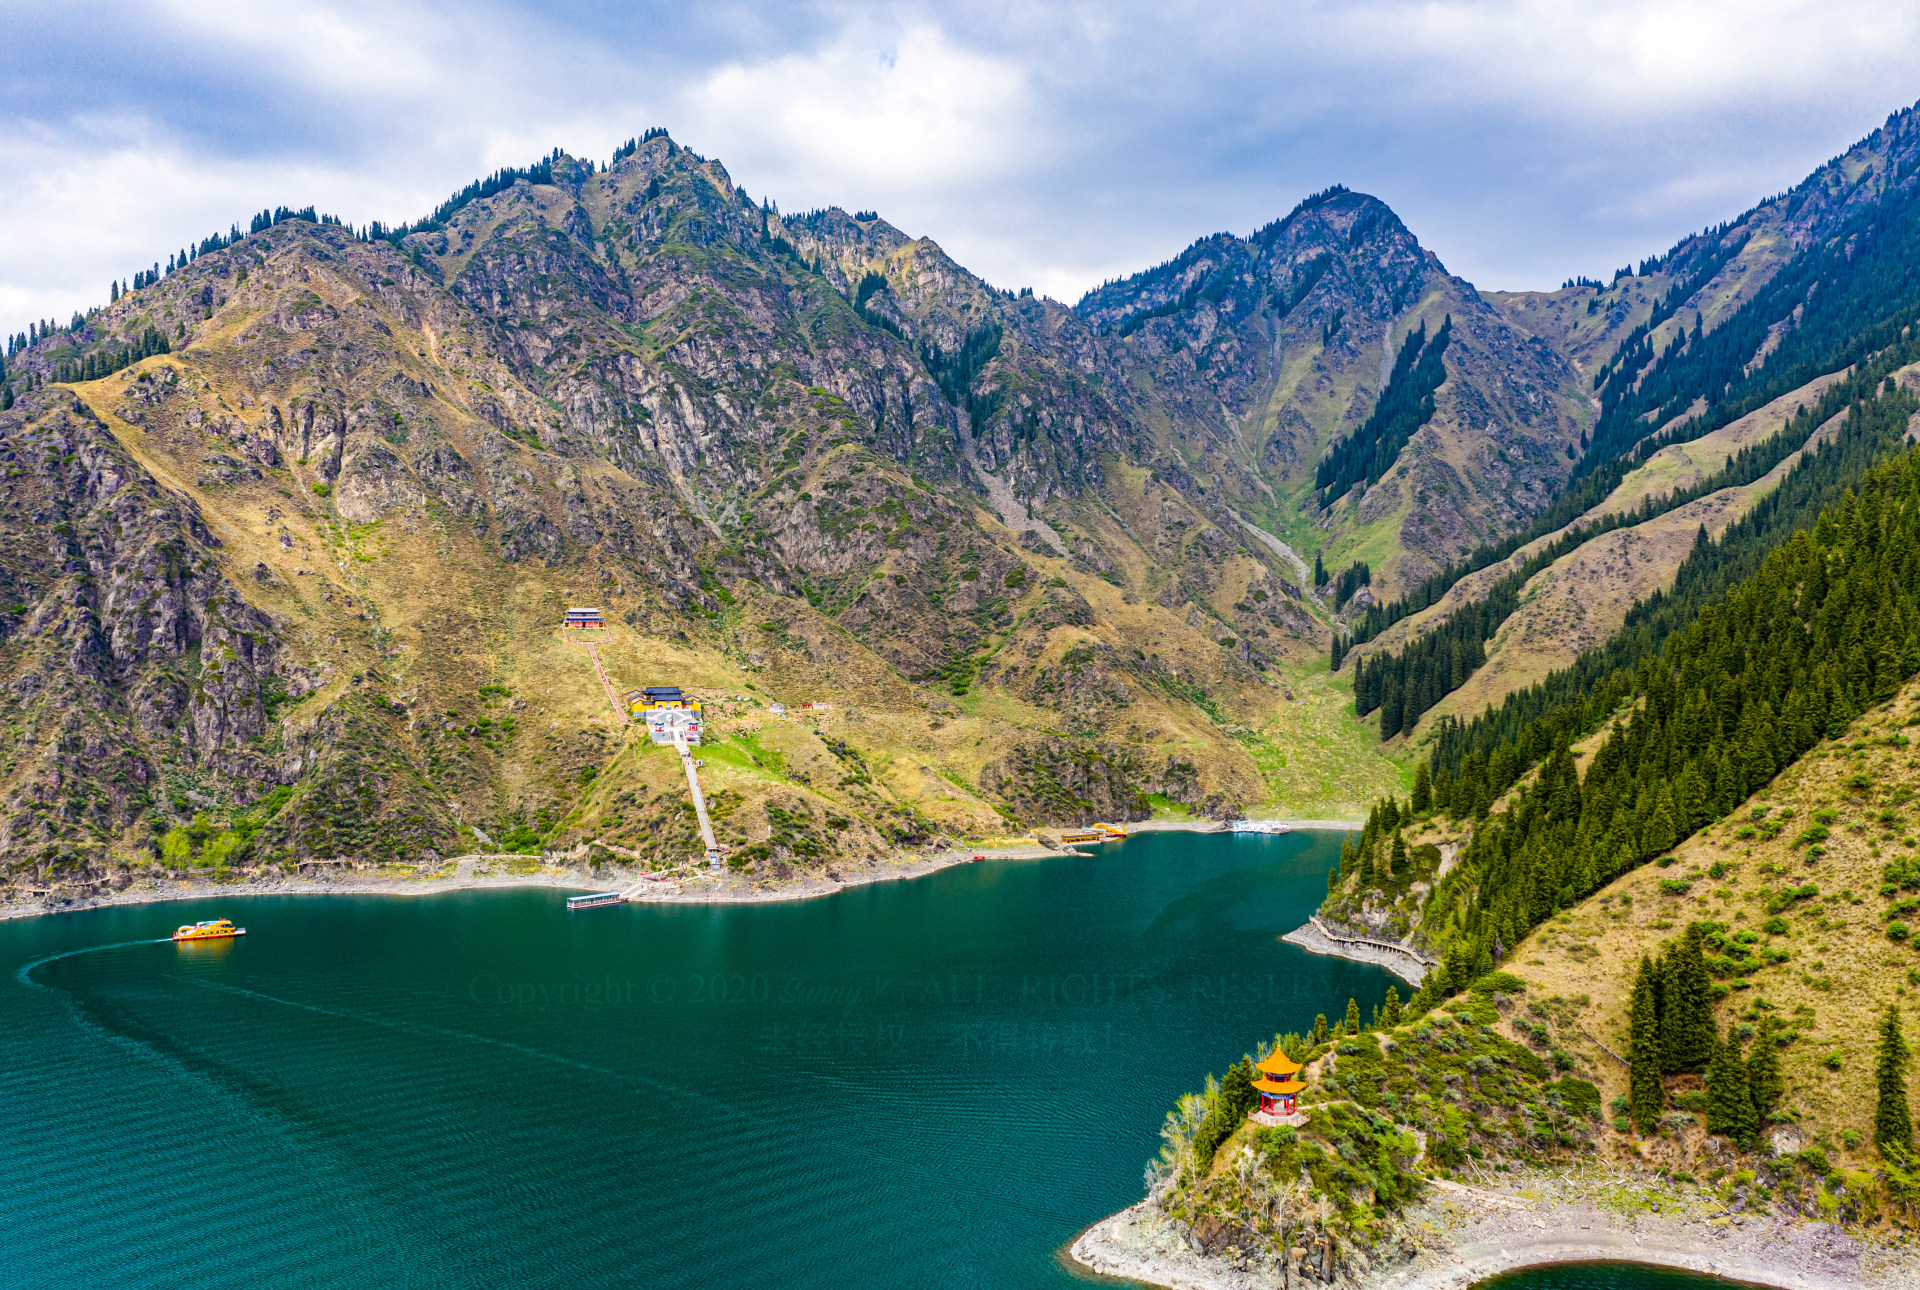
[1252,1078,1307,1095]
[1255,1051,1303,1075]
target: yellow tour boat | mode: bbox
[173,918,245,942]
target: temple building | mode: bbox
[1251,1050,1307,1121]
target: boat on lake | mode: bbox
[1226,819,1290,835]
[173,918,245,942]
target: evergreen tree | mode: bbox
[1676,927,1717,1067]
[1705,1023,1756,1146]
[1222,1055,1257,1120]
[1344,998,1360,1036]
[1314,551,1327,586]
[1411,762,1431,813]
[1656,952,1684,1073]
[1877,1005,1914,1157]
[1311,1013,1329,1045]
[1748,1017,1784,1125]
[1628,956,1665,1133]
[1382,985,1402,1027]
[1658,929,1715,1071]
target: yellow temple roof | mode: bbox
[1252,1078,1307,1095]
[1254,1051,1303,1076]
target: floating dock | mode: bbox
[566,891,625,910]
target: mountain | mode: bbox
[1336,102,1920,747]
[1255,103,1920,1216]
[9,102,1920,889]
[1075,188,1592,595]
[0,140,1395,879]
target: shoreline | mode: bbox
[1070,1170,1910,1290]
[1280,917,1431,987]
[0,847,997,923]
[0,818,1363,924]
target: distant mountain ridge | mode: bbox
[4,100,1920,877]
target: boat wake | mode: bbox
[14,938,173,988]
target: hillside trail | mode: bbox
[582,641,627,724]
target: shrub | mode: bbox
[1761,916,1789,935]
[159,828,193,866]
[1891,921,1911,942]
[1660,878,1693,895]
[1551,1077,1601,1118]
[1472,971,1527,995]
[311,481,333,497]
[201,830,246,870]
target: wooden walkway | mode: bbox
[1305,915,1439,968]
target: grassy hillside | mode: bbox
[1515,679,1920,1177]
[1404,373,1861,744]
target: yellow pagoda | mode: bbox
[1252,1050,1307,1117]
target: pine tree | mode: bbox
[1345,998,1360,1036]
[1705,1023,1756,1146]
[1383,985,1402,1027]
[1314,552,1327,586]
[1629,956,1664,1133]
[1877,1005,1914,1157]
[1411,762,1431,813]
[1222,1055,1256,1119]
[1660,928,1715,1071]
[1748,1017,1784,1125]
[1311,1013,1329,1045]
[1643,793,1677,856]
[1656,952,1684,1073]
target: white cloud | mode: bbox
[689,24,1035,198]
[6,1,1920,322]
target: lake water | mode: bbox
[0,830,1745,1289]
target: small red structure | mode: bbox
[1252,1050,1307,1115]
[564,607,604,630]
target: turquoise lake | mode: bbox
[0,830,1747,1288]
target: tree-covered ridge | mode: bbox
[1315,316,1451,506]
[1339,341,1920,741]
[1346,427,1920,1019]
[1580,181,1920,483]
[1432,355,1920,777]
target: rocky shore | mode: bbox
[1281,917,1431,987]
[1072,1169,1913,1290]
[3,818,1366,923]
[0,844,1027,922]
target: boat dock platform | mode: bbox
[566,891,626,910]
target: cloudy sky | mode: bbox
[4,0,1919,329]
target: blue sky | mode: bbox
[4,1,1919,328]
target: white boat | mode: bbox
[1227,819,1290,834]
